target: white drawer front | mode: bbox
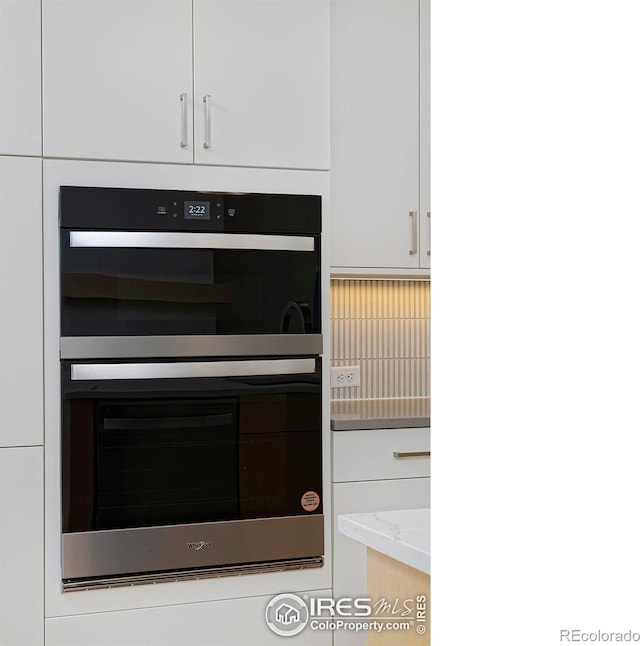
[333,427,430,482]
[46,589,333,646]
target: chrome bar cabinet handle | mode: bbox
[180,93,188,148]
[409,210,418,255]
[203,95,212,148]
[393,450,430,459]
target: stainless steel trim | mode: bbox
[180,93,188,148]
[60,334,323,359]
[393,450,430,459]
[409,210,418,255]
[69,230,315,252]
[71,358,316,381]
[63,557,324,592]
[203,94,212,148]
[62,514,324,581]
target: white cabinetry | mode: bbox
[42,0,329,169]
[42,0,193,164]
[332,426,430,646]
[46,589,333,646]
[0,157,43,448]
[330,0,429,274]
[193,0,329,169]
[419,0,430,268]
[0,0,41,156]
[333,427,430,482]
[0,447,44,646]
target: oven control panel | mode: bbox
[59,186,322,234]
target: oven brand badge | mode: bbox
[187,540,211,551]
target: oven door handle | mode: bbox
[70,358,317,381]
[68,231,315,252]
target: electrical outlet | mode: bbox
[330,366,361,388]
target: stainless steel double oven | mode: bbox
[59,187,324,591]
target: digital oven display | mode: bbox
[184,201,211,220]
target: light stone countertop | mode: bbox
[337,508,430,574]
[330,397,430,430]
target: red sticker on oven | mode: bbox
[301,491,320,512]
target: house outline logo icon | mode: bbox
[275,603,301,625]
[265,593,309,637]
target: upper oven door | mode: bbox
[61,230,320,336]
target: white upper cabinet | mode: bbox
[42,0,193,163]
[420,0,430,270]
[0,0,41,155]
[331,0,429,273]
[41,0,329,169]
[194,0,330,169]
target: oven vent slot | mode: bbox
[62,556,324,592]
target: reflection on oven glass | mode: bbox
[61,247,318,336]
[238,394,322,518]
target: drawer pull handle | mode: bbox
[203,94,212,149]
[393,451,430,459]
[180,93,188,148]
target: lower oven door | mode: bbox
[61,356,323,589]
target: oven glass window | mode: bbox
[95,401,238,530]
[60,241,320,336]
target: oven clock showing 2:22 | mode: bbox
[184,201,211,220]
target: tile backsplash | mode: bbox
[330,279,430,400]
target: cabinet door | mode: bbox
[420,0,430,270]
[0,447,44,646]
[330,0,419,270]
[42,0,193,163]
[194,0,329,170]
[0,0,41,155]
[333,478,429,646]
[0,157,43,448]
